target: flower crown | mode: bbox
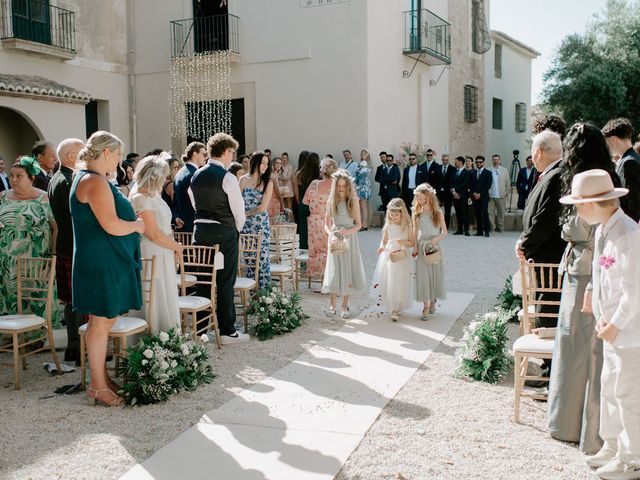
[414,182,436,196]
[18,156,42,177]
[331,169,353,181]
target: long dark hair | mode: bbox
[298,152,320,190]
[249,151,271,190]
[560,122,620,222]
[296,150,309,174]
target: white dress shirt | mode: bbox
[189,159,246,232]
[592,208,640,348]
[489,168,501,198]
[407,164,418,189]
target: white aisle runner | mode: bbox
[121,292,474,480]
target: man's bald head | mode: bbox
[56,138,85,169]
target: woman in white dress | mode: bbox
[129,155,183,333]
[371,198,414,321]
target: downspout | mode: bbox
[127,0,137,151]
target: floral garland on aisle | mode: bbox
[248,286,308,341]
[116,328,214,406]
[454,308,512,384]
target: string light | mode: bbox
[169,50,232,145]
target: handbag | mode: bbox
[388,249,407,263]
[421,240,441,265]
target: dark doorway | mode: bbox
[85,100,98,138]
[185,98,245,155]
[193,0,228,53]
[12,0,52,45]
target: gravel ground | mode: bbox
[0,229,592,480]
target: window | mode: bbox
[494,43,502,78]
[492,98,503,130]
[515,102,527,132]
[464,85,478,123]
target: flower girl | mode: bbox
[371,198,414,321]
[322,169,366,319]
[412,183,447,319]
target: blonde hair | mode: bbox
[320,156,338,178]
[134,155,170,194]
[327,169,356,216]
[78,131,124,168]
[384,198,412,238]
[412,183,441,228]
[360,149,370,163]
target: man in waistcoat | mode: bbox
[191,133,247,344]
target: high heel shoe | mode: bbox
[87,387,124,407]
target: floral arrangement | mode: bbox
[454,309,512,384]
[397,142,434,168]
[495,275,522,323]
[248,286,308,341]
[116,328,214,405]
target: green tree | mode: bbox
[542,0,640,128]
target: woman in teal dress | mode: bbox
[71,131,145,407]
[239,151,273,290]
[0,157,59,328]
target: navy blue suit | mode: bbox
[472,168,493,235]
[173,162,197,232]
[516,166,536,210]
[451,168,471,234]
[375,163,401,210]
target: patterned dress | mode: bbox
[242,188,271,290]
[0,191,60,327]
[355,164,372,200]
[303,179,330,277]
[279,164,294,198]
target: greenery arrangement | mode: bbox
[248,286,308,341]
[495,275,522,323]
[542,0,640,127]
[116,328,214,406]
[398,142,433,167]
[454,309,512,384]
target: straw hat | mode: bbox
[559,169,628,204]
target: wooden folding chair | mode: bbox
[173,231,194,246]
[174,232,197,290]
[234,233,261,333]
[294,249,323,291]
[0,256,60,389]
[80,257,156,389]
[269,224,297,292]
[513,259,563,422]
[178,245,221,348]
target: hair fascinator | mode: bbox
[18,156,42,177]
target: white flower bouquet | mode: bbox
[248,286,308,341]
[116,327,214,405]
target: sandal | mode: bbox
[87,387,124,407]
[340,308,350,319]
[106,378,121,394]
[324,307,337,318]
[420,309,428,321]
[391,312,399,322]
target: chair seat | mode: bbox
[0,314,45,331]
[271,263,293,274]
[234,277,256,289]
[176,273,197,286]
[295,253,309,262]
[513,333,555,354]
[79,316,147,334]
[517,305,535,320]
[178,296,212,310]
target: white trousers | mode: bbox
[600,343,640,465]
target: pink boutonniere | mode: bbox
[599,255,616,270]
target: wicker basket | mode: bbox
[421,240,441,264]
[330,239,348,254]
[388,249,407,263]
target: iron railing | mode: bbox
[170,14,239,57]
[403,9,451,64]
[0,0,75,51]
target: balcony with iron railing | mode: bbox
[0,0,75,60]
[170,14,239,58]
[403,9,451,66]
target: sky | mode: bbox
[489,0,609,106]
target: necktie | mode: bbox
[477,170,481,180]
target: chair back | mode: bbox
[140,257,156,332]
[238,233,262,281]
[174,231,194,246]
[179,245,219,298]
[16,256,56,326]
[519,260,563,335]
[270,224,297,265]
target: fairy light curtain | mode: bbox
[169,50,232,144]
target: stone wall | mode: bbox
[447,0,486,158]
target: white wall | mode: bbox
[484,38,534,164]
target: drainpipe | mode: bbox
[127,0,137,151]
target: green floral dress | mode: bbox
[0,191,60,328]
